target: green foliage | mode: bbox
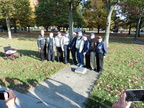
[73,5,87,27]
[14,0,35,27]
[0,0,15,18]
[35,0,86,29]
[35,0,68,28]
[0,0,35,28]
[84,0,107,29]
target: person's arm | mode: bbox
[61,37,64,51]
[103,42,107,56]
[4,90,20,108]
[79,40,84,53]
[85,41,90,54]
[112,92,131,108]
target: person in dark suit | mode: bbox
[82,34,90,68]
[37,30,46,61]
[47,32,55,61]
[95,36,107,72]
[69,32,77,65]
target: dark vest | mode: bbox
[48,38,53,50]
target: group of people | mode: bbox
[37,30,107,72]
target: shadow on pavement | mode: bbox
[29,78,87,108]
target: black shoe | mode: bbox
[97,70,102,73]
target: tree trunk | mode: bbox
[135,17,141,40]
[57,26,61,31]
[104,6,114,47]
[97,24,100,34]
[24,27,27,31]
[6,18,12,39]
[28,26,30,32]
[128,24,131,35]
[138,19,142,37]
[13,19,17,33]
[45,26,48,31]
[69,1,74,39]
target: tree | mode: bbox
[0,0,15,39]
[17,0,35,32]
[84,0,107,33]
[102,0,119,47]
[35,0,86,33]
[11,0,35,32]
[120,0,144,40]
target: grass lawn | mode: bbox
[85,34,144,108]
[0,32,144,108]
[0,32,67,93]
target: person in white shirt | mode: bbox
[55,32,63,62]
[61,31,70,64]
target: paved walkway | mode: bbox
[0,65,100,108]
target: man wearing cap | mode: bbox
[61,31,70,64]
[76,31,84,67]
[95,36,107,72]
[90,33,97,70]
[55,32,63,62]
[82,34,90,68]
[37,30,46,61]
[69,32,77,65]
[47,32,55,61]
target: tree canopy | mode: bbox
[35,0,86,31]
[84,0,107,33]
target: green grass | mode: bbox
[0,32,144,108]
[0,32,67,93]
[84,35,144,108]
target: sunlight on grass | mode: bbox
[0,33,143,107]
[0,34,67,93]
[85,42,144,108]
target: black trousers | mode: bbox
[56,47,63,62]
[48,49,55,61]
[64,45,69,64]
[96,53,104,72]
[85,54,90,68]
[40,46,46,61]
[71,49,77,64]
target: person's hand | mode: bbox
[112,92,132,108]
[4,90,17,108]
[38,48,41,50]
[83,52,86,56]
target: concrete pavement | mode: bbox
[0,65,100,108]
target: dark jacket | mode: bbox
[90,38,97,52]
[69,37,77,51]
[82,39,90,55]
[47,37,55,51]
[37,35,46,48]
[95,41,107,56]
